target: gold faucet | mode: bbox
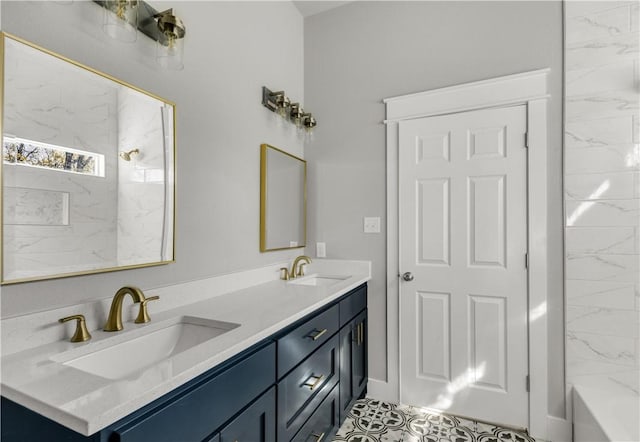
[291,255,312,278]
[281,255,312,280]
[104,286,159,331]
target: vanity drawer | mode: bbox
[277,335,339,442]
[339,284,367,327]
[291,383,340,442]
[111,343,275,442]
[277,304,339,378]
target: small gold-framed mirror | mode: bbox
[1,33,176,284]
[260,144,306,252]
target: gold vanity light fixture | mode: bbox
[302,113,317,133]
[95,1,186,69]
[154,8,187,70]
[119,148,140,161]
[290,103,304,128]
[262,87,317,132]
[102,0,139,43]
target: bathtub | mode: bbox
[573,381,639,442]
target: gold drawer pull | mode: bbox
[308,328,328,341]
[311,432,325,442]
[303,374,324,391]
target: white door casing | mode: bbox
[378,69,550,439]
[399,105,529,427]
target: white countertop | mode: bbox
[1,261,370,436]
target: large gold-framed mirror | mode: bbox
[1,33,176,284]
[260,144,306,252]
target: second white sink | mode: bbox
[288,274,350,287]
[58,316,239,380]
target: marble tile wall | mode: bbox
[564,1,640,396]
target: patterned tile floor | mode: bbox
[333,399,536,442]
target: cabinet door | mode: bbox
[219,387,275,442]
[338,310,367,421]
[352,310,367,400]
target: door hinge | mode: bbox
[526,375,530,392]
[524,132,529,148]
[525,252,529,269]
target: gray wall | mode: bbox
[303,1,565,417]
[1,1,304,316]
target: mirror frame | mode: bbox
[0,32,177,284]
[260,143,306,252]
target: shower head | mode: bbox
[119,148,140,161]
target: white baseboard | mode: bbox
[545,416,572,442]
[366,378,399,403]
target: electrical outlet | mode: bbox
[316,242,326,258]
[364,217,381,233]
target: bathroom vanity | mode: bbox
[1,267,368,442]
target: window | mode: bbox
[3,136,105,177]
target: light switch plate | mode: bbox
[364,217,381,233]
[316,242,326,258]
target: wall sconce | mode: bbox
[95,0,186,70]
[290,103,304,128]
[262,86,317,133]
[102,0,139,43]
[154,9,186,70]
[302,114,317,132]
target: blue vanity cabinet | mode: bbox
[277,284,368,442]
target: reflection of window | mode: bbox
[3,136,105,177]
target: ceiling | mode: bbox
[293,1,353,18]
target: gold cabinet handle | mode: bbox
[135,295,160,324]
[359,322,364,346]
[307,328,328,341]
[303,374,324,391]
[59,314,92,343]
[311,432,325,442]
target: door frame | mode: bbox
[378,69,550,439]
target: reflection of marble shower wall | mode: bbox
[564,1,640,395]
[116,88,165,266]
[3,52,118,278]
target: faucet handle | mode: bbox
[135,296,160,324]
[297,263,308,277]
[59,314,92,343]
[280,267,291,281]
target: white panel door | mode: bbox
[399,105,528,428]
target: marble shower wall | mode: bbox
[564,1,640,395]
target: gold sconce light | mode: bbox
[154,9,186,70]
[95,1,186,70]
[102,0,139,43]
[262,87,317,133]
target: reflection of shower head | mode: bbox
[119,148,140,161]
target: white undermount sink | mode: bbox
[55,316,239,380]
[288,274,350,287]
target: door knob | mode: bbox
[402,272,414,282]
